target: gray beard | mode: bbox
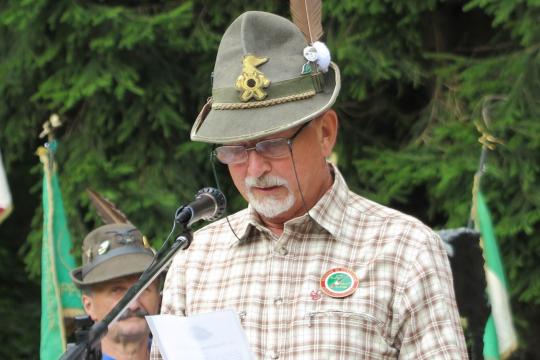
[110,320,149,344]
[245,175,295,218]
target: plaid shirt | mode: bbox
[151,166,468,359]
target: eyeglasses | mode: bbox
[213,122,310,165]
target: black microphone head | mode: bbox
[196,187,227,221]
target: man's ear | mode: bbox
[319,109,338,158]
[82,294,97,321]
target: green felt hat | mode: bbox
[70,224,155,288]
[190,11,341,145]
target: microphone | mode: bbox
[174,187,227,227]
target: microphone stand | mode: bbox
[60,227,193,360]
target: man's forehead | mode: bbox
[227,124,303,146]
[94,274,141,289]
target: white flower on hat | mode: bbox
[312,41,331,73]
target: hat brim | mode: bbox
[70,252,154,288]
[191,63,341,145]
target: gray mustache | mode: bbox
[118,308,149,321]
[245,175,288,188]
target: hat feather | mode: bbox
[87,188,132,225]
[290,0,323,44]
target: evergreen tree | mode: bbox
[1,0,538,357]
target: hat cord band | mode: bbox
[81,246,152,279]
[213,91,316,110]
[212,74,321,110]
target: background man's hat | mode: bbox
[70,223,154,288]
[191,10,341,144]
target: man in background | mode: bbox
[71,223,160,360]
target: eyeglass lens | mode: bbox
[215,138,290,164]
[214,122,310,164]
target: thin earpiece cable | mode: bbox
[287,121,312,217]
[289,145,310,217]
[210,149,242,241]
[289,118,331,219]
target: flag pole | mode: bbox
[467,95,505,229]
[467,96,518,360]
[39,114,67,354]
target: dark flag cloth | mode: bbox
[437,227,491,359]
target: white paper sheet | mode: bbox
[146,309,255,360]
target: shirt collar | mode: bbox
[224,205,265,246]
[227,163,349,245]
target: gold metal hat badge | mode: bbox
[235,55,271,102]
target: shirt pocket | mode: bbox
[290,305,397,360]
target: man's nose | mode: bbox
[246,149,271,178]
[127,298,142,312]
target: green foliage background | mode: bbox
[0,0,539,358]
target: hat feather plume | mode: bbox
[87,188,131,225]
[290,0,324,44]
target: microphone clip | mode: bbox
[174,187,227,227]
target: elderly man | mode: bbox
[153,10,468,360]
[71,223,160,360]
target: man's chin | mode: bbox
[248,192,295,217]
[251,202,295,220]
[111,320,149,342]
[116,318,148,333]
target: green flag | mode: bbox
[39,141,84,360]
[475,191,518,359]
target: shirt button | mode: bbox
[278,247,288,255]
[268,351,279,359]
[273,297,283,305]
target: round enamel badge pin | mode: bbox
[320,268,359,298]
